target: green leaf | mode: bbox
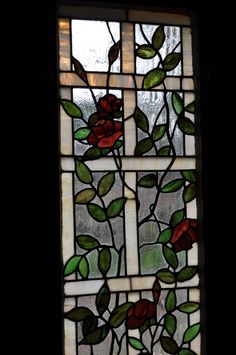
[96,283,110,315]
[172,92,183,115]
[65,306,93,321]
[185,101,196,114]
[76,235,100,250]
[139,319,150,333]
[75,188,96,204]
[152,25,165,50]
[157,269,175,284]
[164,314,177,336]
[179,349,197,355]
[64,256,81,276]
[76,160,93,184]
[152,124,166,141]
[108,41,120,65]
[158,228,172,243]
[177,266,198,282]
[109,303,133,328]
[78,256,89,279]
[74,128,90,140]
[82,315,98,337]
[181,170,197,183]
[106,197,127,218]
[160,336,178,354]
[161,179,184,193]
[113,140,123,149]
[138,174,157,188]
[158,146,171,156]
[170,208,185,227]
[165,290,176,312]
[72,57,88,83]
[178,116,195,135]
[136,45,156,59]
[61,99,83,118]
[143,68,165,89]
[87,203,106,222]
[183,183,196,203]
[134,107,149,132]
[178,302,200,314]
[101,148,110,156]
[128,337,145,350]
[163,246,178,270]
[135,138,153,156]
[80,325,109,345]
[163,52,181,71]
[98,173,115,197]
[98,247,111,275]
[183,323,200,343]
[83,147,101,161]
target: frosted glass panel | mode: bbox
[72,20,120,72]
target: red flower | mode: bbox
[87,119,122,149]
[97,94,122,118]
[126,299,156,329]
[171,219,198,253]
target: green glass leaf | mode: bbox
[139,319,150,333]
[143,68,165,89]
[179,349,197,355]
[83,147,101,161]
[178,116,195,135]
[183,183,196,203]
[160,336,178,354]
[170,208,185,227]
[136,45,156,59]
[80,325,109,345]
[78,256,89,279]
[177,266,198,282]
[64,256,81,276]
[183,323,200,343]
[134,107,149,132]
[109,303,133,328]
[152,124,166,141]
[65,306,93,321]
[76,235,100,250]
[135,138,153,156]
[96,283,110,315]
[152,25,165,50]
[161,179,184,193]
[163,246,178,270]
[128,337,145,350]
[82,315,98,337]
[158,146,171,156]
[61,99,83,118]
[185,101,196,114]
[178,302,200,314]
[74,128,90,140]
[76,160,93,184]
[98,247,111,275]
[158,228,172,243]
[106,197,127,218]
[172,92,183,115]
[113,111,123,118]
[181,170,197,183]
[98,172,115,197]
[164,314,177,336]
[72,57,88,83]
[165,290,176,312]
[88,112,100,127]
[87,203,106,222]
[113,140,123,149]
[157,269,175,284]
[101,148,110,156]
[108,41,120,65]
[138,174,157,188]
[163,52,181,71]
[75,188,96,204]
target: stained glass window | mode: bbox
[58,5,202,355]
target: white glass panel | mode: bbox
[122,23,134,73]
[188,243,198,265]
[60,89,72,155]
[61,157,75,171]
[129,10,191,25]
[65,280,104,296]
[189,288,200,302]
[59,19,71,70]
[64,319,76,355]
[125,172,136,199]
[125,199,139,275]
[182,78,194,90]
[187,197,197,218]
[108,278,131,291]
[186,136,195,155]
[183,27,193,76]
[131,276,155,290]
[165,77,180,90]
[191,334,201,353]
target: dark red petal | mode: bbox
[152,280,161,304]
[134,299,149,318]
[92,124,106,139]
[99,98,112,113]
[97,106,108,117]
[103,120,114,134]
[188,228,198,242]
[127,306,134,318]
[97,130,122,148]
[172,241,182,253]
[147,302,155,318]
[111,99,122,112]
[171,219,190,244]
[127,316,145,329]
[179,234,192,251]
[190,219,197,228]
[87,133,98,146]
[113,121,122,131]
[104,94,116,103]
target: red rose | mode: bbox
[126,299,156,329]
[97,94,122,118]
[171,219,198,253]
[87,119,122,149]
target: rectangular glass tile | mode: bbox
[61,157,75,171]
[125,199,139,275]
[65,280,104,296]
[58,19,71,71]
[122,23,135,73]
[60,90,72,155]
[182,78,194,90]
[183,27,193,76]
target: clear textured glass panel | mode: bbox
[72,20,120,72]
[135,24,181,75]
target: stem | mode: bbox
[139,24,151,46]
[106,64,111,94]
[109,329,119,355]
[106,22,116,43]
[117,333,126,355]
